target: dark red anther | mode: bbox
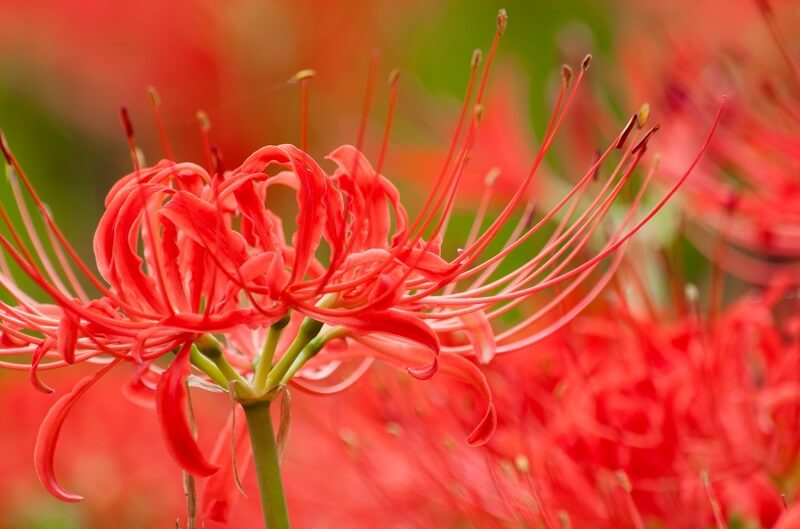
[0,132,12,165]
[591,149,602,181]
[616,114,637,149]
[632,124,660,154]
[119,107,134,140]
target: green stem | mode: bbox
[265,317,323,391]
[189,346,228,388]
[243,400,291,529]
[253,317,290,391]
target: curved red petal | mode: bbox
[34,360,118,502]
[460,310,497,364]
[315,309,440,379]
[438,354,497,446]
[56,309,79,365]
[156,341,219,477]
[30,338,55,394]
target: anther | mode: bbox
[291,69,317,83]
[561,64,573,87]
[591,149,602,180]
[484,167,501,187]
[616,470,633,493]
[474,103,484,122]
[147,86,162,107]
[119,107,135,140]
[471,49,483,68]
[631,124,660,154]
[514,454,530,474]
[637,103,651,128]
[496,8,508,36]
[196,110,211,132]
[211,145,225,175]
[0,131,12,165]
[616,114,637,149]
[582,54,592,70]
[685,282,700,303]
[388,68,401,87]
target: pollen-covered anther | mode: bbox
[474,103,484,123]
[616,470,633,493]
[471,49,482,68]
[388,68,401,87]
[561,64,573,87]
[196,110,211,132]
[291,69,317,83]
[496,8,508,36]
[637,103,651,128]
[385,421,403,437]
[685,282,700,303]
[147,86,162,107]
[513,454,530,474]
[484,167,501,187]
[582,54,592,70]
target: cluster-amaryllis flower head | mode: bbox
[0,8,721,513]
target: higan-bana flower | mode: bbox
[0,9,720,508]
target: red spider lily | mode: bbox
[283,277,799,529]
[617,0,800,284]
[0,10,722,523]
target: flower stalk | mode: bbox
[243,399,291,529]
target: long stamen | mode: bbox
[292,69,316,152]
[357,50,380,151]
[0,132,135,309]
[196,111,215,176]
[147,87,174,160]
[119,108,174,316]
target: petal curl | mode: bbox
[156,341,219,477]
[34,360,119,502]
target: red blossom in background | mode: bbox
[617,0,800,283]
[281,276,800,529]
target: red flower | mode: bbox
[0,10,722,517]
